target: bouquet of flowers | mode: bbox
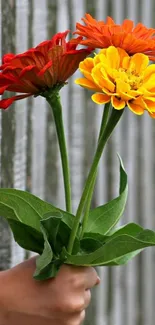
[0,14,155,280]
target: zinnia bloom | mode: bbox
[0,31,91,109]
[75,46,155,118]
[74,14,155,60]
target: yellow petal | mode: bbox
[143,74,155,90]
[119,92,134,101]
[92,93,111,104]
[120,89,142,101]
[117,48,129,67]
[92,64,115,92]
[144,96,155,102]
[75,78,99,91]
[129,53,149,74]
[79,58,94,82]
[144,64,155,82]
[94,53,108,66]
[116,79,130,94]
[102,87,116,95]
[79,58,94,73]
[127,97,145,115]
[111,96,125,109]
[122,56,130,70]
[106,46,120,69]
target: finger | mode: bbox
[84,267,100,289]
[84,289,91,309]
[69,310,86,325]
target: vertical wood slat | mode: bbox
[140,3,154,325]
[45,0,59,207]
[0,0,16,270]
[11,0,29,267]
[125,3,139,324]
[56,0,69,210]
[31,0,47,199]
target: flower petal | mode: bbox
[106,46,120,69]
[0,94,32,109]
[91,93,110,104]
[143,98,155,112]
[129,53,149,74]
[111,96,125,109]
[75,78,99,91]
[127,97,145,115]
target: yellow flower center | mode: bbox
[117,67,143,90]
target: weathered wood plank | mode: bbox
[0,0,16,270]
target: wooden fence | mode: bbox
[0,1,155,324]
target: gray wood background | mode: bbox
[0,1,155,324]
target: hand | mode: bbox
[0,257,100,325]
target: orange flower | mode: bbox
[74,14,155,60]
[75,46,155,118]
[0,31,91,109]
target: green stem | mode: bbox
[67,107,124,253]
[79,102,111,238]
[46,93,72,213]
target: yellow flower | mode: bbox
[75,46,155,118]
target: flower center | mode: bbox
[117,67,143,90]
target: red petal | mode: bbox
[0,73,14,86]
[51,30,69,47]
[37,61,53,87]
[2,53,15,64]
[0,86,8,94]
[67,37,83,50]
[19,65,43,89]
[38,60,53,76]
[59,51,91,81]
[0,93,32,109]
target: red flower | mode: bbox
[0,31,91,109]
[74,14,155,60]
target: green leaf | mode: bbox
[64,230,155,266]
[41,212,63,253]
[0,189,74,231]
[80,237,103,254]
[7,218,44,254]
[81,223,143,256]
[33,224,54,280]
[85,157,128,235]
[105,223,144,240]
[41,211,79,255]
[106,250,142,266]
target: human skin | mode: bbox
[0,257,100,325]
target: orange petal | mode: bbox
[122,19,134,32]
[111,96,125,109]
[75,78,99,91]
[127,97,145,115]
[148,111,155,118]
[91,93,110,104]
[143,98,155,112]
